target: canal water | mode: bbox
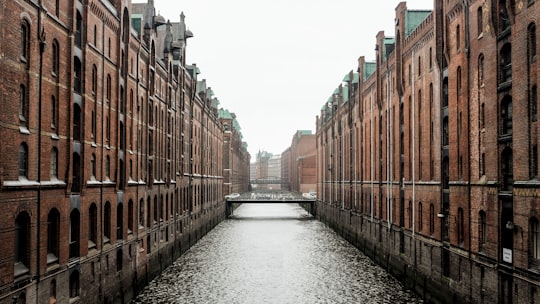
[132,203,422,304]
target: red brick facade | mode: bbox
[0,1,249,303]
[316,1,540,303]
[283,130,316,194]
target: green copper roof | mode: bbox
[363,62,376,80]
[342,86,349,103]
[211,97,220,108]
[131,14,143,34]
[405,10,431,37]
[218,108,233,119]
[352,73,359,84]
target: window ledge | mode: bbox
[19,126,30,134]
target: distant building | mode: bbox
[283,130,316,194]
[252,151,282,189]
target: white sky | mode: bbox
[138,0,432,158]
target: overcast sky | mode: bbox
[136,0,432,159]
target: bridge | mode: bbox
[250,179,290,185]
[225,190,316,217]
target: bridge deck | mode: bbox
[226,190,315,203]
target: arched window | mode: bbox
[501,147,513,191]
[89,203,97,249]
[418,202,423,232]
[153,196,158,224]
[139,199,145,228]
[73,104,82,141]
[14,212,31,277]
[19,143,28,178]
[104,202,111,243]
[457,208,465,245]
[91,153,96,179]
[51,96,57,130]
[128,200,134,234]
[501,95,513,135]
[20,84,28,127]
[500,43,512,84]
[75,12,82,47]
[74,58,82,93]
[442,78,449,107]
[457,66,462,93]
[92,65,97,95]
[106,74,111,101]
[20,21,29,62]
[117,203,123,240]
[408,201,413,229]
[530,217,540,264]
[443,117,449,146]
[69,270,80,298]
[71,153,81,192]
[498,0,510,33]
[105,155,110,180]
[477,6,483,37]
[456,25,461,51]
[146,197,152,228]
[47,209,60,264]
[531,85,538,122]
[529,23,537,62]
[52,40,59,76]
[443,157,450,189]
[50,148,58,179]
[478,55,484,87]
[69,209,80,258]
[429,203,435,236]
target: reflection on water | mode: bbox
[133,203,422,304]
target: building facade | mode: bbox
[283,130,316,194]
[316,1,540,303]
[0,1,249,303]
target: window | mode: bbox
[50,148,58,179]
[481,103,485,128]
[139,199,144,228]
[75,12,82,47]
[20,84,28,126]
[73,104,81,141]
[51,96,57,130]
[19,143,28,178]
[479,211,487,252]
[478,55,484,86]
[408,201,413,228]
[457,208,464,245]
[499,0,510,33]
[501,95,513,135]
[429,47,433,69]
[117,203,123,240]
[418,202,423,232]
[128,200,134,234]
[104,202,111,243]
[20,21,29,62]
[529,23,537,62]
[531,217,540,262]
[477,6,483,36]
[69,209,80,258]
[92,65,97,95]
[71,153,81,192]
[52,40,59,76]
[47,209,60,264]
[91,154,96,179]
[531,145,538,179]
[69,271,80,298]
[14,212,31,277]
[500,43,512,84]
[89,204,97,249]
[74,58,82,93]
[456,25,461,51]
[481,153,486,176]
[457,66,462,93]
[531,85,538,122]
[106,74,111,101]
[443,117,449,146]
[50,279,57,304]
[429,203,435,236]
[116,249,123,272]
[105,155,110,180]
[501,147,513,191]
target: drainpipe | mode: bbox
[36,2,46,301]
[371,88,374,221]
[412,51,416,238]
[387,72,392,229]
[464,1,473,301]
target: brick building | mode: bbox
[283,130,316,194]
[316,1,540,303]
[0,1,249,303]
